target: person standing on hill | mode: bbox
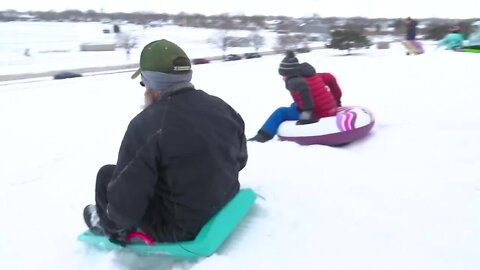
[405,17,418,41]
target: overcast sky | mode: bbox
[1,0,478,19]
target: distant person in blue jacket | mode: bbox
[437,25,464,51]
[466,21,480,47]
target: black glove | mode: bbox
[296,111,318,125]
[108,230,130,247]
[100,217,131,247]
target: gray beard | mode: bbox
[143,90,156,109]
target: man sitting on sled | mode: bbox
[83,39,248,245]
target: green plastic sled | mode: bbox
[461,48,480,53]
[78,188,257,258]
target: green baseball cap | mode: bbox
[131,39,191,79]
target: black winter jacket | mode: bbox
[106,86,247,242]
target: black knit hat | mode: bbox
[278,50,299,76]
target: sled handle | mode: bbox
[126,231,156,245]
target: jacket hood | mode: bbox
[296,62,317,77]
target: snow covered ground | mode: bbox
[1,22,480,270]
[0,21,286,76]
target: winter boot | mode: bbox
[83,204,105,235]
[248,129,273,143]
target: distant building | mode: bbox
[245,22,259,30]
[148,20,163,27]
[16,13,38,21]
[111,19,128,25]
[334,19,348,27]
[265,19,282,30]
[300,21,329,35]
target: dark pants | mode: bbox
[94,165,124,234]
[94,164,194,242]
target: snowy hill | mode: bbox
[1,22,480,270]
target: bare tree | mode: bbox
[249,30,265,52]
[207,30,231,59]
[274,34,293,52]
[274,33,307,52]
[292,33,309,48]
[116,32,138,60]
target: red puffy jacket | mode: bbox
[285,63,342,118]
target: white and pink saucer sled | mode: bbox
[277,106,375,146]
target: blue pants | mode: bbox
[261,103,300,136]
